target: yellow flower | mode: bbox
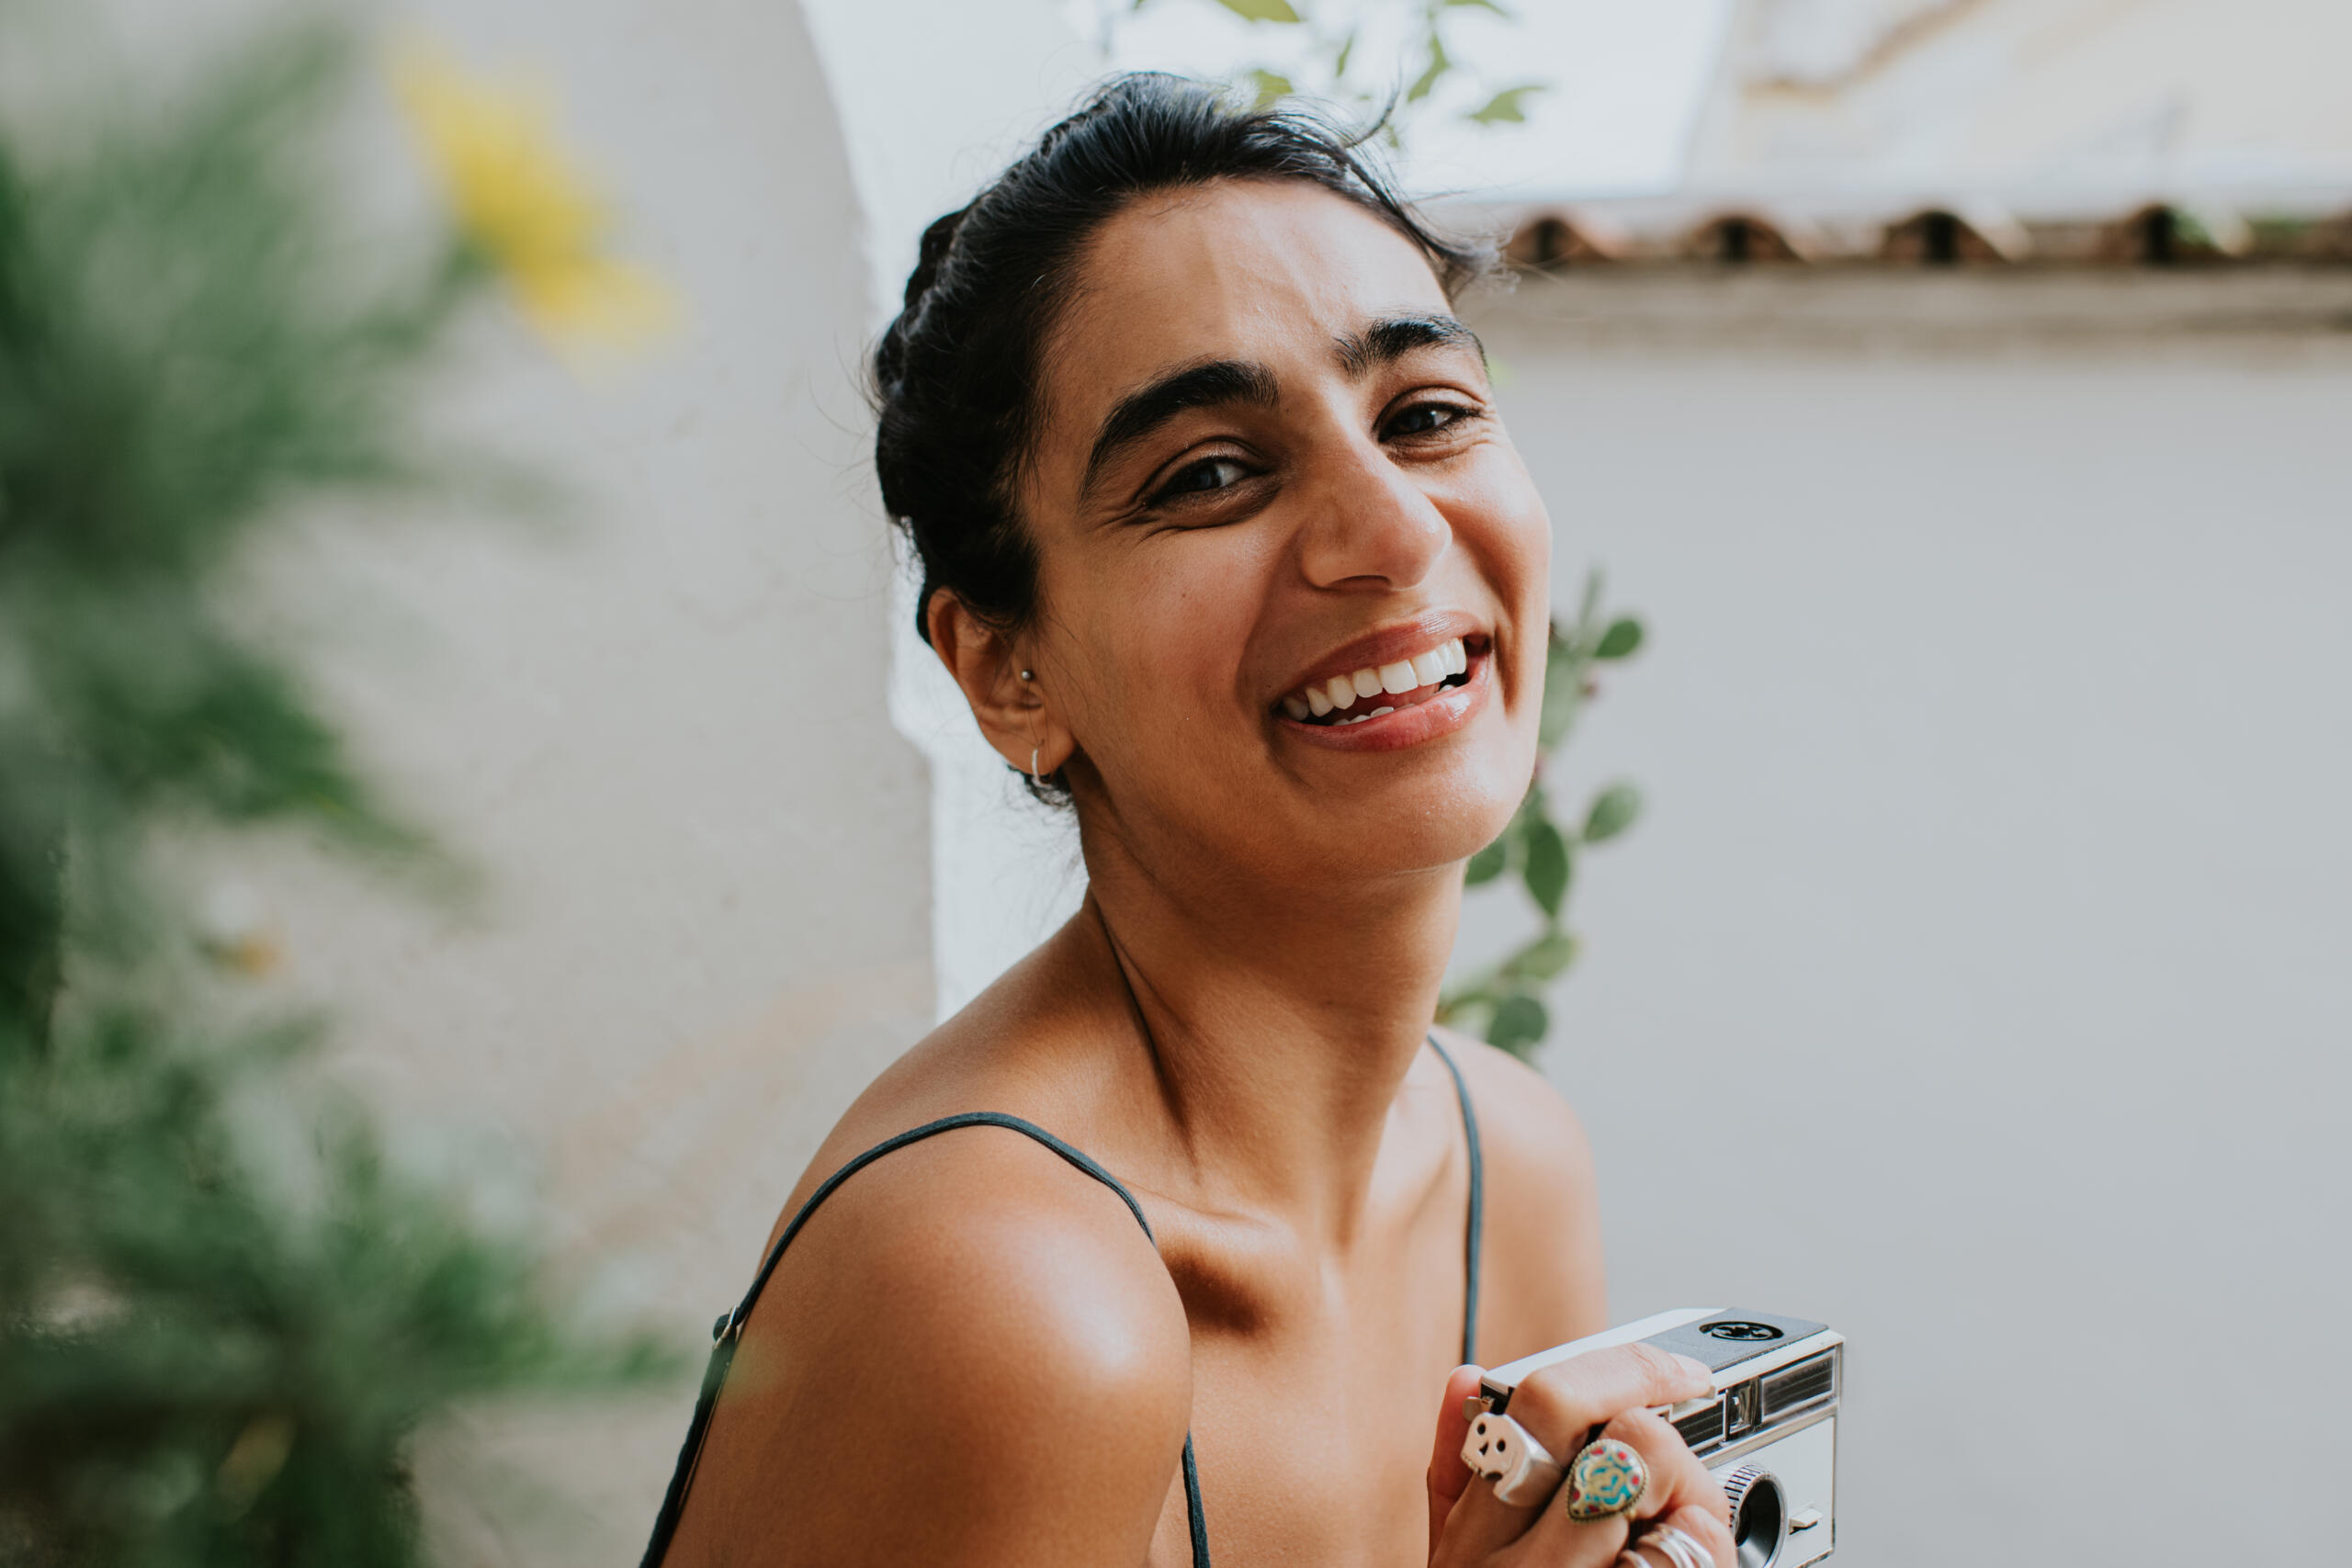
[392,42,673,352]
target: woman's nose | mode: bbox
[1294,434,1451,591]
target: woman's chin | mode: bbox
[1254,766,1531,885]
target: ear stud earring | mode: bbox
[1018,669,1033,682]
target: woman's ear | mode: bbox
[925,591,1072,780]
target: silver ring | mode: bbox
[1617,1544,1686,1568]
[1645,1524,1713,1568]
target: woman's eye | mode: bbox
[1152,456,1250,502]
[1385,401,1475,438]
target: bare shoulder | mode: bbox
[1433,1024,1594,1187]
[1432,1024,1609,1361]
[669,1122,1193,1568]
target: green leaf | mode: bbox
[1572,569,1604,646]
[1464,834,1509,886]
[1445,0,1513,12]
[1595,616,1644,660]
[1245,69,1295,108]
[1333,28,1356,78]
[1406,35,1450,102]
[1522,817,1571,917]
[1215,0,1303,21]
[1538,626,1581,750]
[1581,784,1642,845]
[1464,84,1542,126]
[1504,929,1578,980]
[1487,992,1548,1056]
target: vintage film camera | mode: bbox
[1465,1308,1841,1567]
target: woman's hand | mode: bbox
[1425,1349,1735,1568]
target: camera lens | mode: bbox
[1720,1466,1789,1568]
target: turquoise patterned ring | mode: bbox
[1563,1437,1649,1522]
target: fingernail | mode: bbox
[1672,1354,1713,1382]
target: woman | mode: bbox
[645,76,1731,1568]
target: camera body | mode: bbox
[1475,1307,1842,1567]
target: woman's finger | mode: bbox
[1624,1503,1736,1568]
[1600,1408,1728,1528]
[1501,1406,1726,1568]
[1431,1344,1711,1564]
[1503,1342,1714,1459]
[1426,1365,1487,1558]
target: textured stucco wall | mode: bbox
[1463,276,2352,1566]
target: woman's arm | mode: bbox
[665,1130,1196,1567]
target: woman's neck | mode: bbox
[1068,827,1465,1245]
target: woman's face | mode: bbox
[1008,178,1552,886]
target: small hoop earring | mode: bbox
[1030,747,1044,785]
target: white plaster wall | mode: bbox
[796,0,1106,1021]
[1691,0,2352,195]
[1462,285,2352,1565]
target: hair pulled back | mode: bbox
[873,73,1491,652]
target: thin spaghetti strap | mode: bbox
[639,1111,1212,1568]
[1425,1035,1485,1367]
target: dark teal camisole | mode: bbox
[640,1034,1486,1568]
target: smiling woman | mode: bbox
[642,75,1731,1568]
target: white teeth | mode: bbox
[1295,638,1472,728]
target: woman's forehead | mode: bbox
[1039,182,1453,442]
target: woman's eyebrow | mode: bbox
[1335,313,1485,376]
[1082,358,1279,493]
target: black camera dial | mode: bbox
[1701,1321,1784,1342]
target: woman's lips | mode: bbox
[1278,634,1477,726]
[1274,647,1490,751]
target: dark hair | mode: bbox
[872,73,1493,660]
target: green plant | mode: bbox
[1105,0,1547,138]
[1437,571,1645,1057]
[0,18,671,1565]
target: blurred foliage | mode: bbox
[391,41,674,352]
[1437,571,1645,1058]
[0,17,670,1566]
[1110,0,1547,142]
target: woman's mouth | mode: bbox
[1277,636,1476,727]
